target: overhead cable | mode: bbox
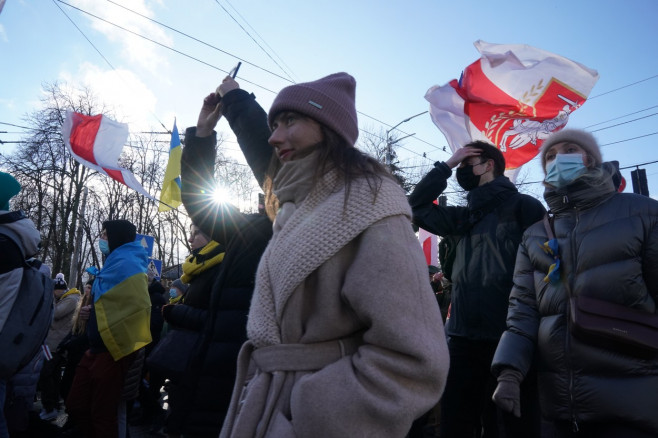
[212,0,295,82]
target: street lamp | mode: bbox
[385,111,428,171]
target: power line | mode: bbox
[223,0,298,82]
[53,0,120,79]
[590,112,658,133]
[54,0,172,133]
[589,74,658,100]
[600,131,658,147]
[0,122,32,130]
[40,2,658,170]
[619,159,658,170]
[584,104,658,129]
[57,0,446,159]
[104,0,293,84]
[212,0,295,82]
[56,0,277,94]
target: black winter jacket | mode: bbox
[167,121,272,436]
[409,163,545,340]
[492,174,658,433]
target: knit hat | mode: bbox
[149,278,166,295]
[102,219,137,253]
[0,172,21,211]
[172,279,189,294]
[53,273,67,290]
[268,72,359,146]
[540,129,602,172]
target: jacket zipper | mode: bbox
[566,201,579,432]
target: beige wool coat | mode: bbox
[46,289,81,351]
[220,171,449,438]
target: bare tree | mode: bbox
[1,81,269,288]
[357,124,416,193]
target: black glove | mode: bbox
[492,368,523,417]
[161,304,174,322]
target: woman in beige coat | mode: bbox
[197,72,449,437]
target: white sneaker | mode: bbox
[39,408,58,421]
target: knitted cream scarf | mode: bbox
[181,240,225,284]
[247,163,412,348]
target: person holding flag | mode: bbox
[65,219,151,438]
[409,141,545,437]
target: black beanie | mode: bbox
[103,219,137,253]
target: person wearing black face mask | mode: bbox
[409,141,545,438]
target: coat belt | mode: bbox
[251,337,361,373]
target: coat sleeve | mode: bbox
[491,237,540,377]
[221,89,273,189]
[518,195,547,232]
[408,162,468,236]
[180,127,249,244]
[289,215,449,438]
[165,303,208,332]
[53,295,78,322]
[643,215,658,303]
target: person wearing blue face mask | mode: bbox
[492,129,658,437]
[168,279,188,304]
[98,236,110,256]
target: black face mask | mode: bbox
[456,164,482,191]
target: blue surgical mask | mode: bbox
[98,239,110,255]
[169,289,178,299]
[544,154,587,188]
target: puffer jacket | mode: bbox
[170,123,272,436]
[492,171,658,433]
[409,163,545,340]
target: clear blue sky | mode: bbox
[2,0,657,199]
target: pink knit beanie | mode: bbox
[268,72,359,146]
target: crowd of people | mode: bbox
[0,69,656,438]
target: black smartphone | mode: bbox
[229,62,242,79]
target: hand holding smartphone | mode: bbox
[229,62,241,79]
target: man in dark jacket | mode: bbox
[409,142,545,438]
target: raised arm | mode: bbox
[217,77,273,188]
[180,92,248,244]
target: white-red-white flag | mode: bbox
[62,111,157,201]
[425,40,599,171]
[418,227,438,267]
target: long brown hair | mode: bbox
[262,120,394,220]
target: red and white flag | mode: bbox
[418,227,437,267]
[425,40,599,171]
[62,111,156,201]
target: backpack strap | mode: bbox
[0,210,26,225]
[0,225,29,264]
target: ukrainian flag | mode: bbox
[159,120,183,212]
[92,241,152,360]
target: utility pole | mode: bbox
[69,186,88,288]
[385,111,428,172]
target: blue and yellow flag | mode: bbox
[159,120,183,212]
[92,241,152,360]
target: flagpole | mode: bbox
[69,186,88,288]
